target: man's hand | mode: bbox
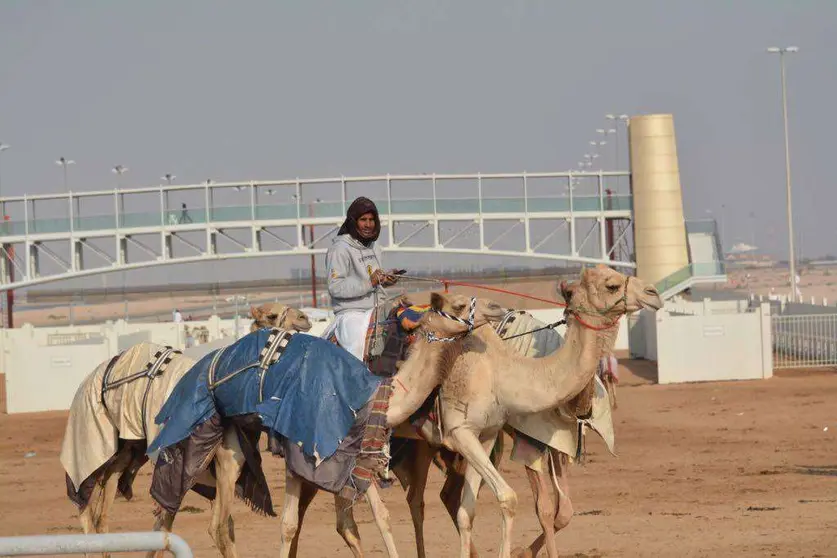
[370,269,398,287]
[370,269,386,287]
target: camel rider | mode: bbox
[322,196,400,361]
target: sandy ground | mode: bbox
[1,363,835,557]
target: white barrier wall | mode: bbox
[631,300,773,384]
[5,339,113,414]
[1,317,243,414]
[1,306,622,414]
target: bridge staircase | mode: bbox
[654,219,727,299]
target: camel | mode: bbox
[436,264,661,557]
[273,295,613,558]
[373,308,615,558]
[146,292,507,558]
[59,302,310,557]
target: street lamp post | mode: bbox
[293,194,323,307]
[606,114,629,190]
[0,143,9,200]
[588,141,607,169]
[767,46,799,302]
[161,173,175,185]
[112,165,129,297]
[0,143,10,329]
[56,157,75,192]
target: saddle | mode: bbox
[328,300,428,377]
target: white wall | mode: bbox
[1,306,623,414]
[640,301,773,384]
[1,316,237,414]
[4,334,112,414]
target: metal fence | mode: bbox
[0,531,192,556]
[772,313,837,369]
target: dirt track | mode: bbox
[1,363,835,557]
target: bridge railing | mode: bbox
[0,194,632,237]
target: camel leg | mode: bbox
[550,450,574,530]
[208,428,245,558]
[288,481,318,558]
[452,431,516,558]
[514,450,574,558]
[406,440,433,558]
[511,466,557,558]
[78,477,105,535]
[146,509,176,558]
[365,482,399,557]
[279,470,304,558]
[440,431,506,558]
[334,494,364,557]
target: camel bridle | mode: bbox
[423,296,477,343]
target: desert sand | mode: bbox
[1,363,835,557]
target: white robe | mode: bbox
[320,308,373,361]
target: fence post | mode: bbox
[759,302,773,379]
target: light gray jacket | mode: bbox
[325,234,384,314]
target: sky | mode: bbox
[1,1,836,289]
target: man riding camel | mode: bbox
[322,196,401,361]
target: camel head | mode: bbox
[427,292,507,337]
[249,303,313,332]
[560,264,662,322]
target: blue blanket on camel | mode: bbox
[147,328,387,515]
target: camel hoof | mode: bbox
[511,547,534,558]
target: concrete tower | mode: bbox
[628,114,690,285]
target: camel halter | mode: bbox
[423,296,477,343]
[565,275,631,331]
[277,307,290,328]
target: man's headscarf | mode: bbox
[337,196,380,246]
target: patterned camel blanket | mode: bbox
[148,328,391,514]
[60,342,195,509]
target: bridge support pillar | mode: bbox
[73,241,83,272]
[27,242,39,278]
[118,237,128,265]
[253,228,262,252]
[0,245,9,285]
[628,113,689,285]
[163,233,173,260]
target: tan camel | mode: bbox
[380,308,612,558]
[60,303,309,558]
[433,265,661,558]
[151,292,506,558]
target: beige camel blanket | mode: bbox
[496,311,616,460]
[60,342,197,492]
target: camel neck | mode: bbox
[385,335,448,427]
[492,313,620,415]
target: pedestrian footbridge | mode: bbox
[0,170,723,296]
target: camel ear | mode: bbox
[430,292,445,311]
[249,305,262,320]
[559,281,574,303]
